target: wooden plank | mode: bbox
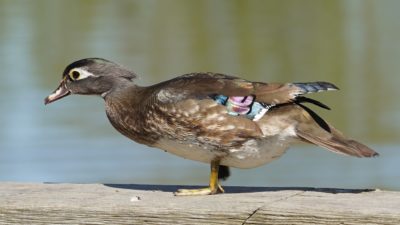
[0,183,399,224]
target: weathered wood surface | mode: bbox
[0,183,399,224]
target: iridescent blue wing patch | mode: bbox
[211,95,272,121]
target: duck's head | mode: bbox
[44,58,137,104]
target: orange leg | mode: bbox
[174,159,224,196]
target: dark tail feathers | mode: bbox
[293,82,339,94]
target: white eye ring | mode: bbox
[69,68,96,81]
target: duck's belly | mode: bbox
[153,136,294,169]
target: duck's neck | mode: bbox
[103,84,160,146]
[100,78,137,99]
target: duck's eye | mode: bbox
[67,68,96,81]
[70,70,80,80]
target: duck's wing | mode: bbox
[150,72,378,158]
[147,72,339,146]
[151,72,338,106]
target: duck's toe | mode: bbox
[174,185,224,196]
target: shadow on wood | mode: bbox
[104,183,376,194]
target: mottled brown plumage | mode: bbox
[45,58,378,196]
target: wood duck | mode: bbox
[45,58,378,196]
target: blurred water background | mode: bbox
[0,0,399,190]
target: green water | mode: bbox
[0,0,399,190]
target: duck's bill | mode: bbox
[44,81,71,105]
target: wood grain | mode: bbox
[0,183,399,224]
